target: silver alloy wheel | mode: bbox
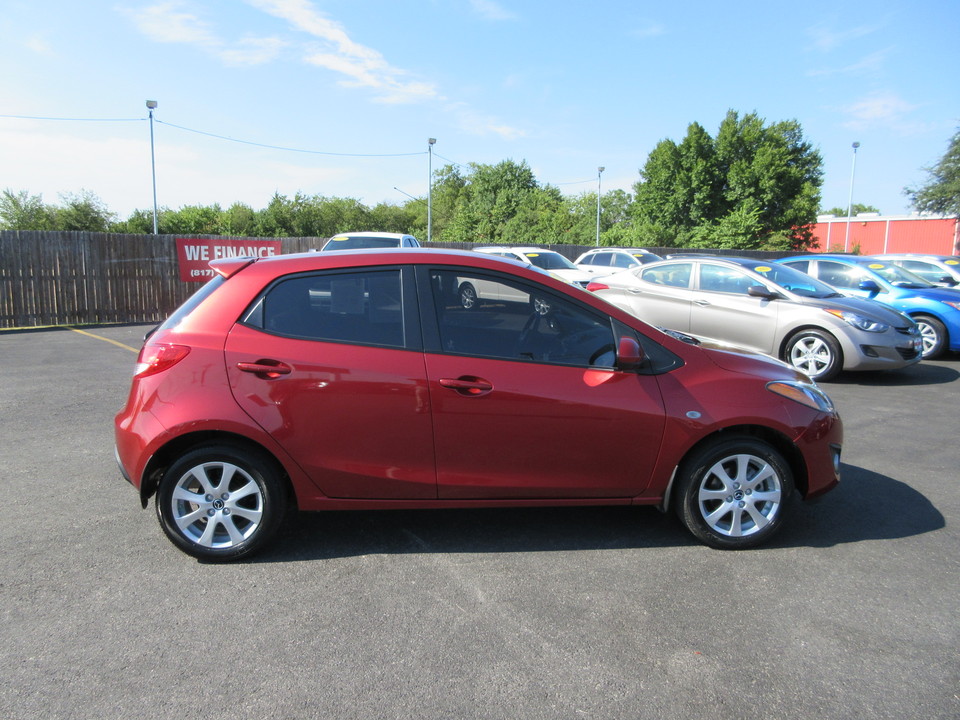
[788,335,832,378]
[459,283,477,309]
[170,461,264,549]
[917,319,941,357]
[696,453,783,538]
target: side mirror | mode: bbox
[858,279,882,295]
[939,275,957,286]
[616,336,644,371]
[747,285,780,299]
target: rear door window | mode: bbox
[243,268,409,348]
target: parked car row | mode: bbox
[312,232,959,376]
[584,253,960,382]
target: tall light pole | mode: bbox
[427,138,436,243]
[844,141,860,252]
[595,166,605,246]
[146,100,159,234]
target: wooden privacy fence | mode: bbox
[0,232,318,328]
[0,231,784,329]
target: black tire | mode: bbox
[914,315,947,359]
[783,328,842,381]
[458,282,478,309]
[156,444,287,562]
[674,437,794,549]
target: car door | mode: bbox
[688,263,779,354]
[224,267,437,499]
[617,262,695,331]
[420,267,666,499]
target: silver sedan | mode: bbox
[587,256,922,381]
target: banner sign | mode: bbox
[176,238,282,282]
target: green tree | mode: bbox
[631,111,823,250]
[905,128,960,216]
[821,203,879,217]
[52,190,115,231]
[0,189,54,230]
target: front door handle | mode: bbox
[439,376,493,396]
[693,299,711,306]
[237,360,292,379]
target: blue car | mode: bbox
[778,255,960,359]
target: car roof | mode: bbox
[474,246,563,253]
[329,231,415,239]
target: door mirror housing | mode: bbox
[616,336,644,371]
[747,285,781,300]
[858,279,882,295]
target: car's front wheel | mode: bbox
[458,282,478,309]
[674,437,794,549]
[156,444,287,562]
[914,315,947,359]
[784,329,842,381]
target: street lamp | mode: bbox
[146,100,159,235]
[844,141,860,252]
[595,166,605,246]
[427,138,436,243]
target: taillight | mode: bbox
[134,343,191,378]
[586,281,609,292]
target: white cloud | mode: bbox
[250,0,437,103]
[469,0,518,21]
[121,2,284,66]
[839,91,929,135]
[630,21,666,39]
[807,22,882,52]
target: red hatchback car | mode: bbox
[115,249,842,561]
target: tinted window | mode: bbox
[782,259,809,274]
[698,265,754,295]
[641,263,692,288]
[524,252,578,271]
[817,261,863,289]
[430,270,615,367]
[249,269,405,347]
[324,236,400,250]
[611,253,636,269]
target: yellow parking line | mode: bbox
[68,327,140,353]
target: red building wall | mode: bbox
[811,216,959,255]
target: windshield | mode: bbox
[324,236,400,250]
[857,261,937,288]
[524,252,578,271]
[748,262,842,298]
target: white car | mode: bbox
[473,246,593,287]
[321,232,421,250]
[575,247,662,275]
[869,254,960,287]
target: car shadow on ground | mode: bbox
[248,462,943,563]
[829,357,960,387]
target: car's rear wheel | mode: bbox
[915,315,947,359]
[784,329,842,381]
[156,444,287,562]
[674,437,794,549]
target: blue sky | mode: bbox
[1,0,958,220]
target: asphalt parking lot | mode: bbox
[1,323,958,720]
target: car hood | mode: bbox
[798,294,914,326]
[896,285,960,302]
[550,267,595,285]
[695,338,808,382]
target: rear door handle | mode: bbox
[439,376,493,396]
[237,360,292,379]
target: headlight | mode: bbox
[941,301,960,311]
[767,380,836,414]
[823,308,888,333]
